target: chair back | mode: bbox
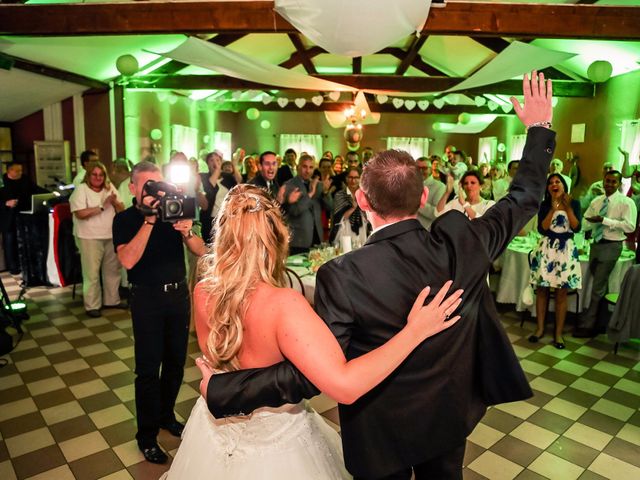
[608,264,640,343]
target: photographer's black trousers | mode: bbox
[130,281,190,448]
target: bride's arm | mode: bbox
[275,282,462,405]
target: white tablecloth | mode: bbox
[496,238,635,313]
[286,258,316,305]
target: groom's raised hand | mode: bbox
[510,70,553,129]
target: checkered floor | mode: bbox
[0,271,638,480]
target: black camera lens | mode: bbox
[166,200,182,215]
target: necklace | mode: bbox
[552,200,561,209]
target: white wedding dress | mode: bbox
[160,396,351,479]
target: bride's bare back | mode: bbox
[194,282,306,369]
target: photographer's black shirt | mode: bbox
[112,206,186,286]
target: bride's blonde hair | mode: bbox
[199,184,289,371]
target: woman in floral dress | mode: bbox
[529,173,582,349]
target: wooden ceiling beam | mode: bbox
[2,53,108,89]
[279,46,326,69]
[352,57,362,75]
[286,33,316,75]
[395,34,428,76]
[379,47,447,77]
[1,2,639,40]
[130,75,594,97]
[221,101,507,115]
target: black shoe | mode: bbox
[528,332,544,343]
[103,303,127,309]
[553,338,566,349]
[161,420,185,437]
[139,443,168,464]
[572,327,597,338]
[85,309,101,318]
[9,270,21,275]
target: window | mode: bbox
[386,137,430,159]
[279,134,323,160]
[477,136,497,164]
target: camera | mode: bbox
[142,180,196,223]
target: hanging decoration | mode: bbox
[311,95,324,106]
[587,60,613,83]
[458,113,471,125]
[432,98,445,109]
[344,123,362,151]
[262,94,274,105]
[149,129,163,141]
[294,98,307,108]
[376,94,389,104]
[417,100,429,111]
[392,98,404,109]
[260,120,271,129]
[474,96,487,107]
[246,108,261,120]
[405,100,417,111]
[277,98,289,108]
[116,54,139,76]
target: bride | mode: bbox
[161,185,463,479]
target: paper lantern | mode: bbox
[116,54,139,76]
[432,122,443,132]
[497,143,506,153]
[587,60,612,83]
[260,120,271,130]
[246,108,261,120]
[149,129,162,141]
[458,113,471,125]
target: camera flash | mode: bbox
[169,164,191,185]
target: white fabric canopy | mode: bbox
[275,0,431,58]
[444,41,576,93]
[163,37,356,92]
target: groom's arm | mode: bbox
[206,263,354,418]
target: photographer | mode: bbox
[112,161,205,464]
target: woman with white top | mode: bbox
[329,167,369,248]
[70,161,124,317]
[437,170,496,219]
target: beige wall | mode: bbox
[126,69,640,195]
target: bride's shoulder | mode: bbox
[255,283,307,308]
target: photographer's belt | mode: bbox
[130,279,187,293]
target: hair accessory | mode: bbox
[246,193,262,213]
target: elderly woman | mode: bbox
[329,167,369,248]
[437,171,496,219]
[70,161,124,317]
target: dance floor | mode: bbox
[0,271,638,480]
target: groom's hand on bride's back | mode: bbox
[196,357,214,397]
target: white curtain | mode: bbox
[477,136,497,164]
[386,137,430,159]
[206,132,233,162]
[170,124,199,160]
[279,134,323,160]
[620,119,640,193]
[509,134,527,161]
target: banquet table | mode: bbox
[495,235,636,314]
[286,255,317,304]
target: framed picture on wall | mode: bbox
[34,140,71,188]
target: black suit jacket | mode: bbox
[206,128,555,477]
[249,173,279,200]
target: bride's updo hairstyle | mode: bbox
[199,184,290,371]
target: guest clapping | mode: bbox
[329,167,369,247]
[528,174,582,349]
[70,161,124,317]
[437,171,495,219]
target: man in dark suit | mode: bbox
[282,154,329,254]
[249,150,280,200]
[276,147,297,185]
[198,73,555,479]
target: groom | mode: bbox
[198,72,555,479]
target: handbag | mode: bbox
[521,284,535,307]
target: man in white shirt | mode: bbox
[580,162,614,211]
[72,150,98,187]
[416,156,445,230]
[574,171,637,338]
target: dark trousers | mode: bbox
[130,282,190,447]
[2,228,19,273]
[580,241,622,331]
[354,443,466,480]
